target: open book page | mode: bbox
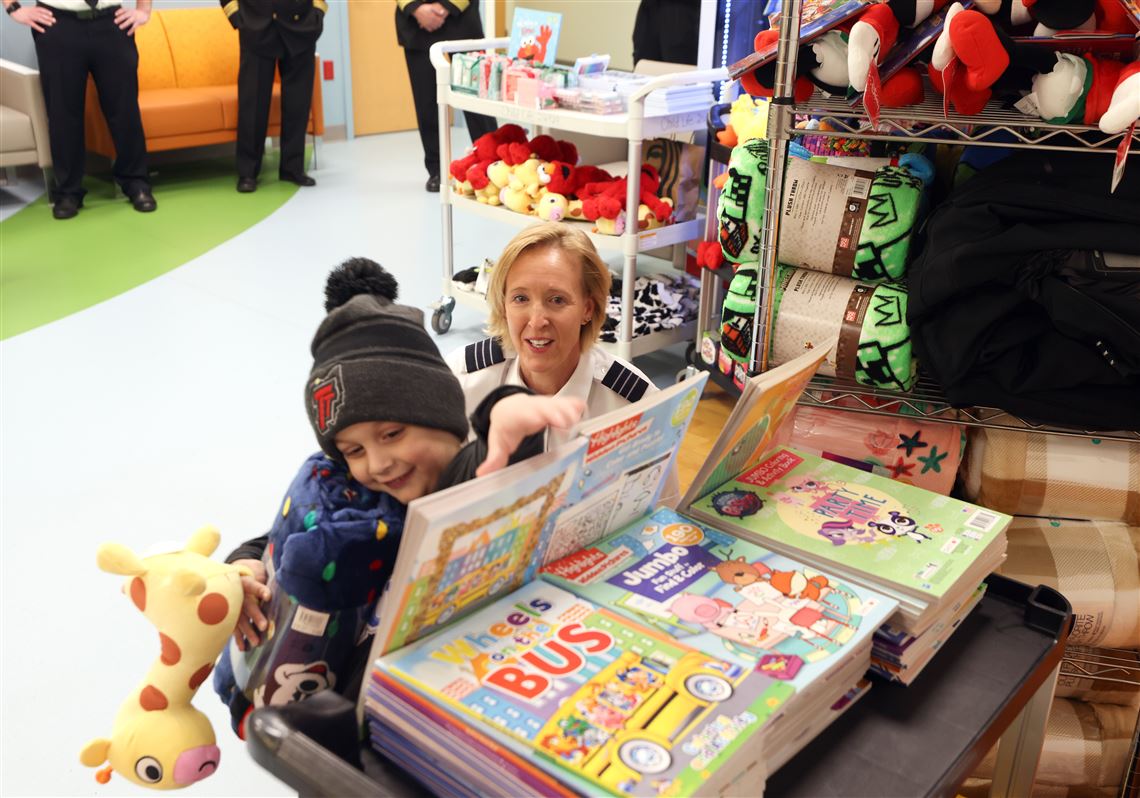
[542,373,708,565]
[680,348,828,509]
[369,441,585,657]
[686,447,1009,601]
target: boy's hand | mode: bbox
[478,395,584,477]
[232,558,271,651]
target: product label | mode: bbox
[291,606,330,637]
[779,159,874,276]
[772,267,868,378]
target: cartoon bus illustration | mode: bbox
[536,649,749,792]
[420,527,520,627]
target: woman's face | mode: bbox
[504,245,595,391]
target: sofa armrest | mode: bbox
[0,58,52,167]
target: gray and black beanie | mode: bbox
[305,258,469,459]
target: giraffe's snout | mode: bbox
[173,744,220,785]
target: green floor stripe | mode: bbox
[0,151,299,340]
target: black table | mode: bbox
[247,574,1071,798]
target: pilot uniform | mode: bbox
[447,337,658,448]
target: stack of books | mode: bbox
[643,85,716,115]
[357,347,1012,795]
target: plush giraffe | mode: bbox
[80,526,249,790]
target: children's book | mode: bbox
[542,508,895,690]
[729,0,869,79]
[367,374,708,659]
[508,7,563,67]
[373,581,791,797]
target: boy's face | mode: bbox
[334,421,463,504]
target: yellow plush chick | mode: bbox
[728,94,769,144]
[80,527,247,790]
[535,191,570,221]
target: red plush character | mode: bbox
[497,141,533,166]
[696,241,725,271]
[544,161,578,196]
[526,135,579,164]
[579,164,674,234]
[448,124,528,193]
[973,0,1134,35]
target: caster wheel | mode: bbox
[431,308,452,334]
[684,342,698,368]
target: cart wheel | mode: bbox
[684,342,698,367]
[431,308,452,334]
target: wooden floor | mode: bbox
[675,383,738,493]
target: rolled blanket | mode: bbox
[963,428,1140,525]
[716,138,769,265]
[969,698,1138,788]
[1056,647,1140,706]
[770,266,917,390]
[719,264,759,365]
[995,517,1139,649]
[784,406,963,495]
[778,159,924,283]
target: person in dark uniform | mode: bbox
[395,0,498,192]
[632,0,701,66]
[221,0,325,192]
[5,0,156,219]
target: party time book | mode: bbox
[366,374,708,658]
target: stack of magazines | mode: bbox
[357,348,1012,795]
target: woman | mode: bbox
[447,222,658,444]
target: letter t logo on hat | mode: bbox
[311,365,345,434]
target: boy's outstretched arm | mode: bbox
[477,393,585,477]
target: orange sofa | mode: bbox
[85,6,323,157]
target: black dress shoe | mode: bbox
[281,173,316,187]
[52,196,81,220]
[425,174,441,193]
[129,189,157,212]
[237,177,257,193]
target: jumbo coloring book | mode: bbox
[374,581,792,798]
[541,508,895,690]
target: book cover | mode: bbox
[375,581,792,797]
[687,447,1009,601]
[508,7,563,67]
[371,441,585,656]
[729,0,869,79]
[543,375,707,565]
[542,507,895,686]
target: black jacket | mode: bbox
[907,150,1140,431]
[221,0,325,56]
[395,0,485,52]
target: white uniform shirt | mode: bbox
[446,338,659,448]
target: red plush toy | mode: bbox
[448,123,528,193]
[577,164,674,234]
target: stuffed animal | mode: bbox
[579,164,674,235]
[448,123,528,195]
[717,95,770,147]
[80,527,247,790]
[931,3,1140,132]
[973,0,1133,36]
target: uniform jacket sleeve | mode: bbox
[438,385,545,489]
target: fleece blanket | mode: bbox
[1056,646,1140,706]
[783,406,963,494]
[996,517,1140,649]
[963,428,1140,525]
[599,272,698,344]
[768,266,917,391]
[968,698,1138,789]
[716,138,769,266]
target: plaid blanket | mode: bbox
[995,517,1140,649]
[968,698,1138,789]
[1056,646,1140,706]
[963,428,1140,525]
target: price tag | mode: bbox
[1111,121,1135,195]
[864,61,882,130]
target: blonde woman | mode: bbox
[447,222,658,444]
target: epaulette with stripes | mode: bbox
[463,337,506,373]
[601,361,650,402]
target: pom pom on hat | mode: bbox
[324,258,399,312]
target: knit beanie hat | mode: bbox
[305,259,469,459]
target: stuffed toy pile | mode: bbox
[448,125,676,235]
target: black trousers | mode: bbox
[32,9,149,201]
[403,47,497,178]
[236,35,315,180]
[632,0,700,66]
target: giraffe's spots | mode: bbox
[189,662,214,690]
[322,561,336,582]
[197,593,229,625]
[139,685,168,711]
[159,633,181,665]
[130,577,146,611]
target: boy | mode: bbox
[213,258,581,735]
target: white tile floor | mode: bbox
[0,129,687,796]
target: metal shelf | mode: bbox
[798,374,1140,442]
[1058,646,1140,688]
[790,86,1139,154]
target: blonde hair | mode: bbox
[486,222,611,352]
